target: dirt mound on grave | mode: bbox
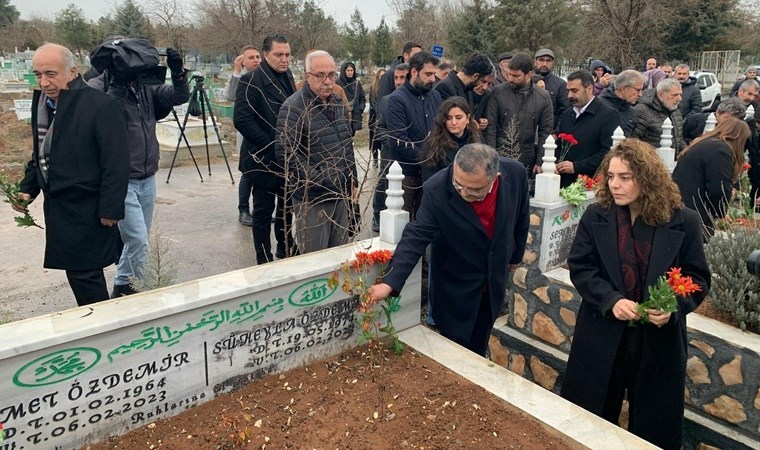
[0,111,32,178]
[86,345,573,450]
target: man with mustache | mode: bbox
[632,77,685,153]
[385,51,442,219]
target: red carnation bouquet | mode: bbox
[328,249,403,356]
[630,267,702,326]
[556,132,578,162]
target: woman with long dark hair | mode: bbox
[672,117,750,237]
[419,97,482,182]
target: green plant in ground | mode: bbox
[328,249,404,358]
[705,228,760,333]
[0,171,43,229]
[497,115,522,161]
[130,224,179,292]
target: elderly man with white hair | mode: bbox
[633,77,686,153]
[274,50,357,254]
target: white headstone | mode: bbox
[534,134,561,203]
[611,126,625,149]
[13,99,32,120]
[704,112,717,133]
[658,117,675,170]
[747,104,756,120]
[380,161,408,245]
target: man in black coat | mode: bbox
[15,43,129,306]
[375,41,422,101]
[234,33,297,264]
[534,48,569,131]
[370,144,530,356]
[674,64,702,118]
[597,69,645,137]
[556,71,620,187]
[434,51,494,130]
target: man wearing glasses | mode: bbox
[234,33,297,264]
[369,144,530,356]
[275,50,357,254]
[597,70,645,136]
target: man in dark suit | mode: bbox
[556,70,620,187]
[234,33,297,264]
[370,144,530,356]
[14,43,129,305]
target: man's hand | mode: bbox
[555,161,575,174]
[646,309,672,327]
[100,218,118,227]
[600,73,613,87]
[12,192,31,213]
[612,299,641,321]
[477,118,488,131]
[351,184,359,201]
[533,164,543,174]
[369,283,393,303]
[166,48,184,74]
[233,54,244,76]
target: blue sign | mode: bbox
[431,45,444,58]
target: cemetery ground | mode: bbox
[85,345,572,450]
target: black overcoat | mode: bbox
[233,60,296,187]
[20,77,129,270]
[561,203,710,449]
[383,158,530,345]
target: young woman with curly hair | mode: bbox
[419,97,482,182]
[561,139,710,450]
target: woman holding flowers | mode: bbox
[561,139,710,450]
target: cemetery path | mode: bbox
[84,344,571,450]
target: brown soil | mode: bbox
[0,111,32,179]
[85,344,573,450]
[695,296,742,328]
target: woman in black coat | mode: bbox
[562,139,710,450]
[419,97,482,182]
[336,61,366,135]
[368,68,386,165]
[672,117,750,238]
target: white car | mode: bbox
[690,71,721,110]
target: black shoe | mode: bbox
[371,216,380,233]
[275,244,286,259]
[112,284,138,298]
[239,211,253,226]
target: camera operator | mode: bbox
[88,38,190,297]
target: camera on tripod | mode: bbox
[90,37,167,85]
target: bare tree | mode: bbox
[141,0,190,52]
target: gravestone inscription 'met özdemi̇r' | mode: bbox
[0,242,420,450]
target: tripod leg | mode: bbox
[198,95,212,176]
[167,94,204,183]
[202,89,235,184]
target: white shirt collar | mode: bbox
[573,96,595,118]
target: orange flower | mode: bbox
[744,162,751,171]
[666,267,701,297]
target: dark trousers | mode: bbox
[372,143,391,219]
[440,290,493,357]
[238,174,253,213]
[66,269,109,306]
[401,175,423,221]
[249,175,293,264]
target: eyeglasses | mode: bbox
[536,57,554,63]
[452,178,495,199]
[307,72,337,81]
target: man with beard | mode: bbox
[385,51,442,219]
[534,48,569,131]
[674,64,702,118]
[484,53,553,177]
[434,51,494,131]
[633,78,685,153]
[556,70,619,188]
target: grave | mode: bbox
[155,116,229,168]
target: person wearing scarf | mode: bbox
[336,61,366,135]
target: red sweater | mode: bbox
[468,176,499,239]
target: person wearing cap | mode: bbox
[729,65,757,97]
[494,52,513,85]
[534,48,569,131]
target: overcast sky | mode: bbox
[12,0,395,30]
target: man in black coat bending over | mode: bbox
[15,43,129,305]
[234,33,297,264]
[370,144,530,356]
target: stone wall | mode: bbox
[490,199,760,449]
